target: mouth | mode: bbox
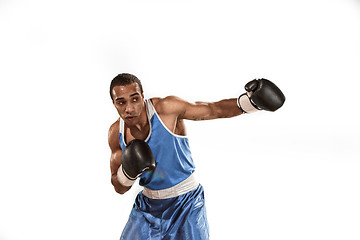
[125,116,137,121]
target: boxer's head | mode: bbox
[110,73,145,126]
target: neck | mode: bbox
[128,104,149,133]
[133,114,148,131]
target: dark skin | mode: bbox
[108,82,243,194]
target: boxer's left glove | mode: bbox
[237,78,285,113]
[117,139,156,187]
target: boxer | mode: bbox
[108,73,285,240]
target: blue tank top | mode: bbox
[119,99,195,190]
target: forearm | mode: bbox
[193,98,243,120]
[213,98,243,118]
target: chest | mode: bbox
[124,115,186,144]
[124,124,150,143]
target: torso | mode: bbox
[119,98,195,190]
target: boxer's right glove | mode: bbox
[117,139,156,187]
[237,78,285,113]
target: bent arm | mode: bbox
[108,121,131,194]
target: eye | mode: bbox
[132,98,138,102]
[117,101,125,105]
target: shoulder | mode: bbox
[109,118,120,135]
[151,96,181,105]
[108,118,120,150]
[151,96,187,115]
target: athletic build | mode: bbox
[108,73,285,239]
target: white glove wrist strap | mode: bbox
[117,165,135,187]
[238,93,260,113]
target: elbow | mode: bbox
[111,176,130,195]
[114,185,131,195]
[117,186,132,195]
[115,187,127,195]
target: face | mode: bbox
[112,83,145,126]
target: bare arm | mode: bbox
[155,96,243,121]
[108,120,131,194]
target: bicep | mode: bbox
[108,122,122,175]
[110,149,122,176]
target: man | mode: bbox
[108,73,285,239]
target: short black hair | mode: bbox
[110,73,143,100]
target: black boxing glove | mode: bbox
[237,78,285,113]
[117,139,156,187]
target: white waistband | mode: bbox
[142,173,199,199]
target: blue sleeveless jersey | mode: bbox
[119,99,195,190]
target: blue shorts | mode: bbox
[120,184,209,240]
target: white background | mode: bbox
[1,0,359,239]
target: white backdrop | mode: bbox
[1,0,359,239]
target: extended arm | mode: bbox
[156,79,285,121]
[180,98,243,121]
[153,96,243,122]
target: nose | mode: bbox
[125,103,134,114]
